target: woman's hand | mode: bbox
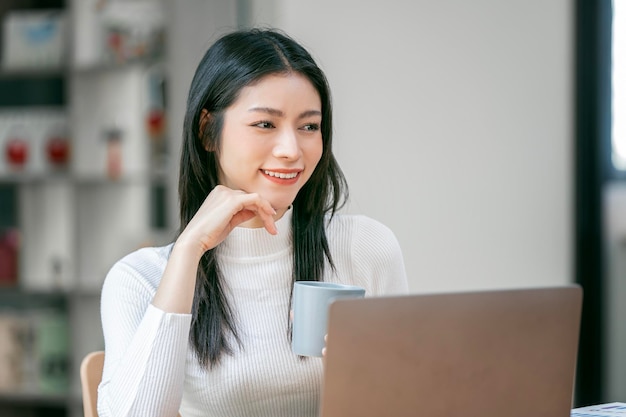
[290,309,329,358]
[178,185,278,256]
[152,186,277,313]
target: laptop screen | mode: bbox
[320,285,582,417]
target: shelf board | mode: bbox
[73,173,168,185]
[0,173,72,184]
[0,287,68,310]
[0,67,66,79]
[72,57,165,75]
[0,286,101,299]
[0,388,70,406]
[0,58,163,79]
[0,172,168,185]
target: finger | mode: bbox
[234,190,275,215]
[261,213,278,235]
[254,199,278,234]
[241,200,277,235]
[230,209,258,227]
[322,334,328,357]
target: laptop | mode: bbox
[320,285,583,417]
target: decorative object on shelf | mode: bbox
[35,312,69,393]
[99,1,165,64]
[146,107,165,139]
[1,9,68,70]
[0,314,27,391]
[144,66,168,174]
[4,136,29,170]
[45,130,71,170]
[73,0,165,67]
[104,124,123,180]
[0,228,19,286]
[0,309,70,395]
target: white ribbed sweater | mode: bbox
[97,209,408,417]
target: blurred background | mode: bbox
[0,0,622,416]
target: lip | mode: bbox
[260,168,302,185]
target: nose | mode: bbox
[273,128,301,160]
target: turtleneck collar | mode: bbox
[217,207,293,260]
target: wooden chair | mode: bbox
[80,351,105,417]
[80,351,182,417]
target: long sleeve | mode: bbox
[98,247,192,417]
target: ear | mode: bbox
[199,109,213,151]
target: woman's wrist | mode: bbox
[172,233,207,262]
[152,238,203,314]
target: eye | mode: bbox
[252,121,275,129]
[300,123,320,132]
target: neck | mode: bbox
[218,207,293,259]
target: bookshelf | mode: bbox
[0,1,171,416]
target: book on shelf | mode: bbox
[0,309,69,395]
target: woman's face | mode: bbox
[216,72,324,222]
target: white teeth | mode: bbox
[264,170,298,179]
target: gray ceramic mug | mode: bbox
[292,281,366,357]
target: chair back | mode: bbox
[80,350,182,417]
[80,351,105,417]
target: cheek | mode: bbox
[300,140,324,186]
[306,138,324,167]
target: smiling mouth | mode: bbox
[263,170,299,179]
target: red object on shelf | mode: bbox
[0,229,18,286]
[46,136,71,166]
[146,108,165,138]
[108,32,122,50]
[5,137,29,168]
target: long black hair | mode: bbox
[178,28,348,368]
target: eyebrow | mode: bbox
[248,107,322,119]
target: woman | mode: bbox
[98,28,408,417]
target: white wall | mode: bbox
[164,0,238,233]
[241,0,574,293]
